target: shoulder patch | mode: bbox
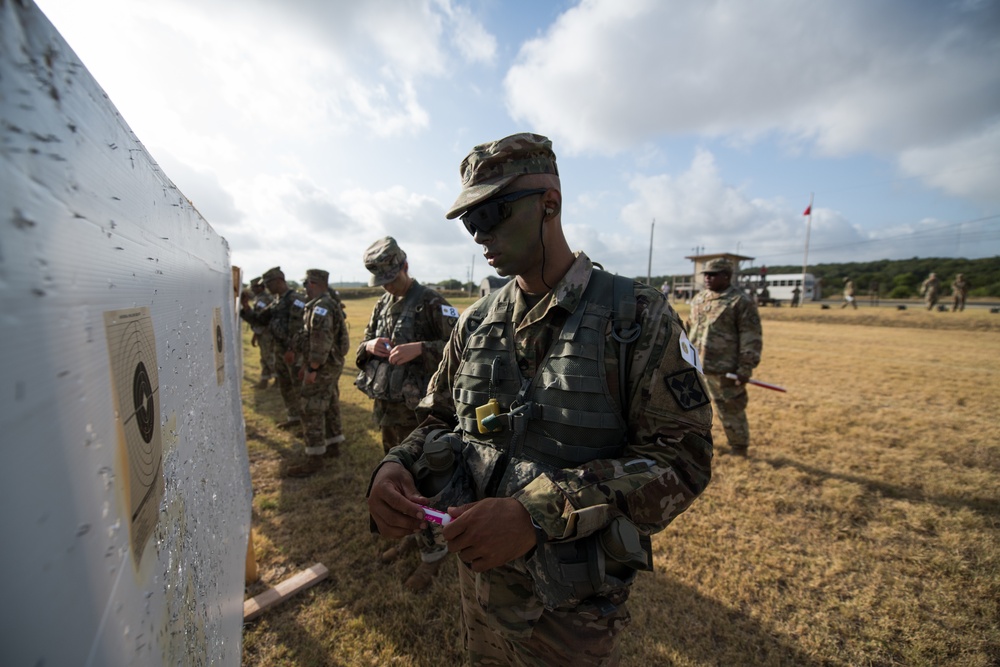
[293,299,306,309]
[441,304,459,318]
[314,306,328,316]
[678,329,703,374]
[664,369,711,411]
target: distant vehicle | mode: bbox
[743,273,819,303]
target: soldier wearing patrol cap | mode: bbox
[240,267,308,429]
[284,269,350,477]
[356,236,459,591]
[687,257,763,457]
[367,133,713,665]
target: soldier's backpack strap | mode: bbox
[609,273,641,415]
[463,287,506,334]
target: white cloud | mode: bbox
[505,0,1000,202]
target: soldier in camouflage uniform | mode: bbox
[241,267,307,429]
[367,133,713,666]
[921,272,941,311]
[248,277,276,389]
[687,258,763,457]
[284,269,350,477]
[951,273,969,312]
[356,237,459,591]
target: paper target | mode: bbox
[103,307,164,566]
[212,306,225,386]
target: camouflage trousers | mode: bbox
[374,398,446,559]
[299,361,343,454]
[952,295,966,312]
[273,348,301,419]
[258,331,276,379]
[458,563,629,666]
[704,373,750,447]
[925,293,939,310]
[374,398,420,454]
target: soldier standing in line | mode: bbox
[951,273,969,312]
[921,272,941,311]
[285,269,349,478]
[241,266,307,429]
[687,257,763,457]
[356,236,458,592]
[791,285,801,307]
[248,277,276,389]
[841,277,858,309]
[368,133,713,665]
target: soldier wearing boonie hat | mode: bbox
[367,133,714,664]
[357,236,459,592]
[687,257,763,458]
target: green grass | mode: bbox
[241,298,1000,667]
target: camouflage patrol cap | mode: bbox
[363,236,407,286]
[250,276,262,287]
[702,258,734,275]
[445,132,559,220]
[262,266,284,282]
[304,268,329,284]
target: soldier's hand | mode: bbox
[388,342,421,365]
[304,369,317,384]
[734,373,750,385]
[283,350,295,364]
[442,498,536,572]
[367,463,426,538]
[367,337,392,358]
[251,334,259,348]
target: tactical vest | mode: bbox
[355,282,431,407]
[270,290,307,351]
[453,269,638,499]
[452,269,654,610]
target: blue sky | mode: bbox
[35,0,1000,284]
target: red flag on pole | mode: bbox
[803,204,811,215]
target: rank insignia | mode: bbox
[664,369,710,411]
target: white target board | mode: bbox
[0,2,252,665]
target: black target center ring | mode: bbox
[216,325,223,352]
[132,361,155,444]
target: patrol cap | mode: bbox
[445,133,559,220]
[262,266,284,282]
[702,258,734,275]
[363,236,407,286]
[250,276,262,287]
[304,268,329,284]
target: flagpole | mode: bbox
[801,193,813,307]
[647,219,655,285]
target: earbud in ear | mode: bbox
[545,208,554,215]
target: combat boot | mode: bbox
[283,456,323,478]
[403,558,445,593]
[728,445,749,457]
[380,536,417,564]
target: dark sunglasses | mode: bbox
[460,189,547,236]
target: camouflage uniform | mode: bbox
[357,237,459,570]
[687,262,763,450]
[379,252,713,665]
[249,279,276,382]
[296,269,350,456]
[921,273,941,310]
[241,267,307,420]
[951,274,969,312]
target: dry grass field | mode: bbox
[240,297,1000,667]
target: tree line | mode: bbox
[647,256,1000,299]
